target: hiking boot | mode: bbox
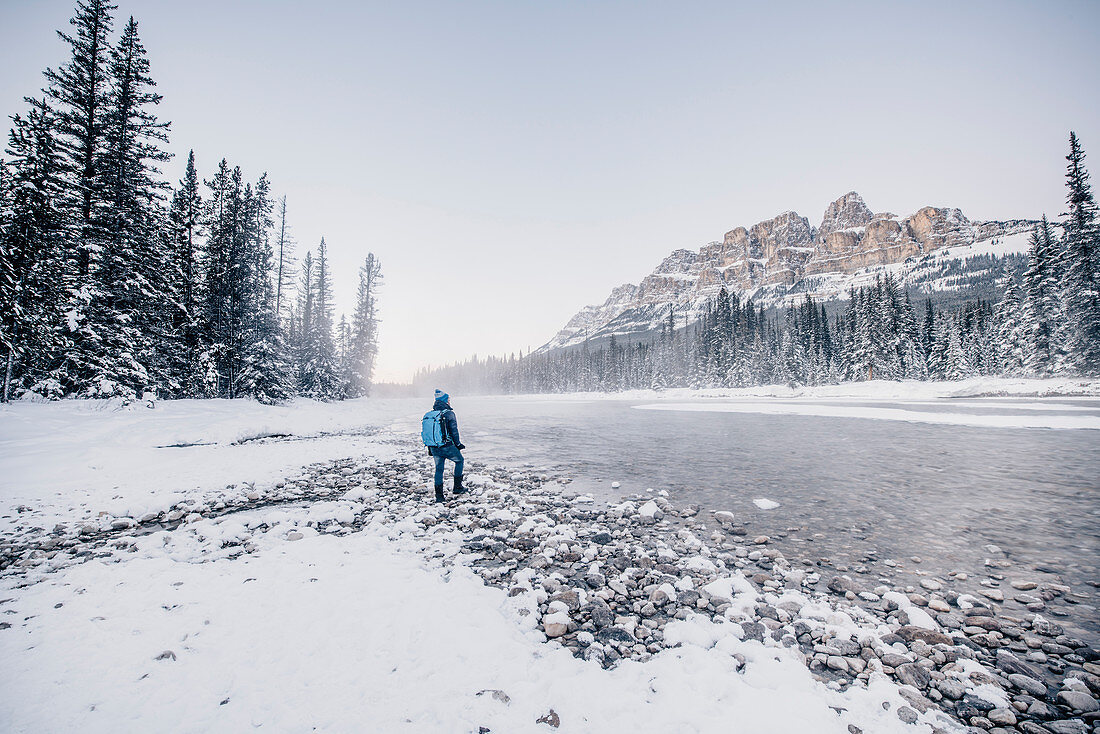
[453,475,466,495]
[434,484,445,503]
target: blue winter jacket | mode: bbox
[429,398,461,453]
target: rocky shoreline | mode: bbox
[3,445,1098,734]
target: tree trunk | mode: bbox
[3,347,14,403]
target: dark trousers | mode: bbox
[432,445,464,485]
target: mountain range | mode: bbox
[542,192,1037,351]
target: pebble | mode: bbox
[1055,690,1099,713]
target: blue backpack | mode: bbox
[421,410,447,447]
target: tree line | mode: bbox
[416,133,1099,394]
[0,0,382,403]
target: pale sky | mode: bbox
[3,1,1099,381]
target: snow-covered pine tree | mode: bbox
[40,0,119,395]
[1,105,70,400]
[297,238,340,399]
[165,150,202,394]
[236,174,293,404]
[1023,217,1061,375]
[1059,132,1100,374]
[75,15,172,398]
[201,161,255,397]
[42,0,115,280]
[347,252,382,397]
[994,274,1027,375]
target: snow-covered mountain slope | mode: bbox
[542,193,1036,351]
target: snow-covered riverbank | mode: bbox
[2,394,1098,733]
[500,376,1100,402]
[0,399,923,733]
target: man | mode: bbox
[426,389,466,503]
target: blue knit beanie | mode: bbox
[434,389,449,402]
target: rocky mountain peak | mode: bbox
[818,192,874,241]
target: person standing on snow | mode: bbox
[423,389,466,503]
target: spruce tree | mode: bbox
[166,150,202,394]
[1023,217,1060,374]
[348,252,382,397]
[75,15,171,398]
[1,106,69,400]
[1060,132,1100,374]
[995,275,1027,374]
[297,239,340,399]
[42,0,116,282]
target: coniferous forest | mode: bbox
[416,134,1100,395]
[0,1,382,403]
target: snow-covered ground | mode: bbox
[2,383,1095,732]
[634,401,1100,430]
[503,376,1100,403]
[0,397,409,537]
[1,494,923,734]
[0,394,974,733]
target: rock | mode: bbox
[477,689,511,704]
[638,501,662,524]
[1019,722,1049,734]
[550,590,582,612]
[1008,673,1047,697]
[826,655,849,672]
[896,705,918,724]
[987,707,1017,726]
[895,626,952,646]
[740,621,765,643]
[894,663,931,690]
[934,679,967,700]
[713,511,737,527]
[155,650,176,661]
[831,638,861,657]
[1011,580,1038,590]
[286,531,304,541]
[881,653,911,669]
[1043,720,1089,734]
[584,599,614,629]
[996,650,1045,679]
[536,709,560,728]
[542,612,571,638]
[584,572,606,590]
[591,532,613,545]
[1032,617,1063,637]
[898,687,936,714]
[980,588,1005,602]
[1056,690,1099,713]
[966,616,1002,631]
[595,627,635,646]
[1026,700,1059,720]
[828,576,860,595]
[928,598,951,613]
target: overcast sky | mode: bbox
[3,1,1099,382]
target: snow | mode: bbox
[0,397,950,733]
[753,498,780,510]
[0,397,408,537]
[634,400,1100,430]
[502,376,1100,402]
